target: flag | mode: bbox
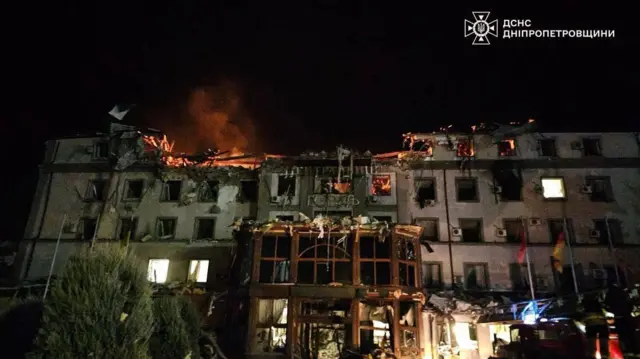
[552,232,565,273]
[517,229,527,264]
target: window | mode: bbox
[541,177,566,199]
[277,175,296,196]
[463,263,489,290]
[93,142,109,159]
[593,219,623,245]
[188,260,209,283]
[297,235,352,284]
[399,302,419,353]
[155,218,177,239]
[276,215,295,222]
[359,236,390,286]
[198,180,219,202]
[118,218,138,240]
[495,173,523,201]
[602,265,627,288]
[503,219,525,243]
[456,138,474,157]
[498,139,517,157]
[582,138,602,156]
[415,178,436,207]
[538,139,557,157]
[160,180,182,202]
[80,217,98,241]
[373,216,393,223]
[239,180,258,202]
[194,218,215,240]
[259,236,292,283]
[415,218,439,242]
[85,180,107,202]
[398,238,418,287]
[548,219,575,244]
[371,175,392,196]
[148,259,170,283]
[255,299,288,353]
[359,302,392,352]
[510,263,535,291]
[423,262,442,288]
[585,177,614,202]
[124,180,144,200]
[314,177,353,194]
[456,178,478,202]
[460,219,483,243]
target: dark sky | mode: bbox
[6,3,636,239]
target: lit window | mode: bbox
[148,259,170,283]
[541,178,566,199]
[188,260,210,283]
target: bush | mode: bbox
[28,245,154,359]
[150,296,191,359]
[177,296,202,358]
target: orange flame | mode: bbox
[371,175,392,196]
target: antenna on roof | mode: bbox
[108,104,134,121]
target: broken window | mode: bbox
[503,219,525,243]
[240,180,258,202]
[359,302,393,353]
[373,216,393,223]
[314,177,352,194]
[80,217,97,241]
[459,219,483,243]
[124,179,144,200]
[254,299,288,353]
[456,138,474,157]
[423,262,442,288]
[160,180,182,202]
[582,138,602,156]
[118,217,138,240]
[510,263,535,291]
[403,135,434,155]
[297,235,352,284]
[259,236,291,283]
[541,177,566,199]
[277,175,296,196]
[148,259,170,283]
[586,177,614,202]
[399,302,418,355]
[359,236,391,286]
[398,238,417,286]
[593,219,623,245]
[194,218,215,240]
[276,215,295,222]
[463,262,489,289]
[538,139,557,157]
[415,178,436,207]
[498,139,517,157]
[415,218,439,242]
[456,178,478,202]
[371,175,392,196]
[548,218,575,244]
[495,172,523,201]
[297,300,350,358]
[85,180,107,202]
[155,218,177,240]
[198,180,219,202]
[188,259,209,283]
[93,141,109,159]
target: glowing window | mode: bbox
[188,260,210,283]
[541,178,566,199]
[148,259,170,283]
[371,175,392,196]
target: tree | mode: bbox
[149,296,192,359]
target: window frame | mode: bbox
[415,177,437,202]
[497,138,517,157]
[123,179,145,201]
[358,235,392,286]
[581,137,602,157]
[193,217,216,241]
[414,217,439,242]
[259,235,293,284]
[423,261,443,289]
[85,179,108,202]
[118,217,138,240]
[540,176,567,201]
[397,237,419,287]
[148,258,170,283]
[455,177,479,202]
[459,218,484,243]
[585,176,615,203]
[155,217,178,239]
[159,180,182,202]
[297,234,352,285]
[538,138,557,157]
[198,180,220,202]
[462,262,490,290]
[188,259,210,283]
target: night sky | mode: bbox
[6,4,636,239]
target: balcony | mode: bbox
[307,194,359,208]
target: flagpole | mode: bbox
[563,217,579,294]
[522,217,535,300]
[604,216,621,286]
[44,214,67,301]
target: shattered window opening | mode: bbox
[359,302,393,353]
[124,180,144,200]
[160,180,182,202]
[80,217,98,241]
[463,262,489,290]
[496,172,523,202]
[93,141,109,159]
[540,177,566,199]
[188,259,209,283]
[582,138,602,157]
[314,177,353,194]
[155,217,177,240]
[297,318,347,358]
[317,211,353,222]
[359,236,391,286]
[415,178,436,207]
[198,180,219,202]
[415,218,439,242]
[277,175,296,196]
[259,235,292,284]
[456,138,475,157]
[510,263,535,291]
[371,175,392,196]
[586,176,614,202]
[297,235,352,285]
[276,215,295,222]
[399,302,418,353]
[85,180,107,202]
[255,299,288,353]
[459,219,483,243]
[423,262,442,288]
[398,238,418,286]
[147,259,169,283]
[240,180,258,202]
[548,218,575,244]
[538,139,557,157]
[498,139,517,157]
[455,178,478,202]
[118,217,138,241]
[593,219,623,245]
[399,262,417,287]
[503,219,525,243]
[194,218,216,240]
[373,216,393,223]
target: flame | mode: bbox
[456,138,475,157]
[371,175,392,196]
[499,139,516,156]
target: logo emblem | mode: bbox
[464,12,498,45]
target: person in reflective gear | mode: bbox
[583,295,609,359]
[605,284,636,356]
